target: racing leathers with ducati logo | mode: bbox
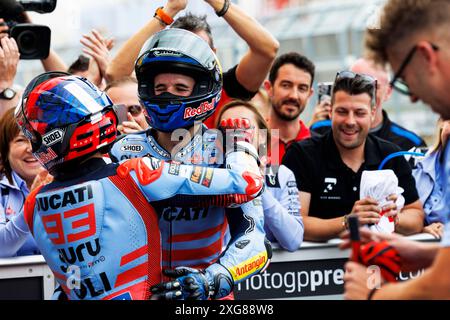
[23,148,264,300]
[110,122,271,300]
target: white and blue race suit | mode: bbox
[23,148,265,300]
[109,125,271,298]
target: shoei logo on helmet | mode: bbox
[120,144,144,153]
[183,98,216,119]
[153,50,182,57]
[42,129,65,147]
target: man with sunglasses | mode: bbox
[283,71,424,242]
[310,58,427,153]
[342,0,450,300]
[105,77,149,134]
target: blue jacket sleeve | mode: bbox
[262,166,304,252]
[0,210,30,258]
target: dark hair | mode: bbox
[67,55,90,74]
[0,108,21,184]
[171,13,214,49]
[331,76,376,108]
[104,76,137,92]
[268,52,315,85]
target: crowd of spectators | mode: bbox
[0,0,448,300]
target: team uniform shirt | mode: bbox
[440,143,450,247]
[204,65,258,129]
[412,150,447,225]
[110,126,269,286]
[310,110,426,151]
[262,165,303,252]
[282,131,419,219]
[24,156,266,300]
[0,172,39,257]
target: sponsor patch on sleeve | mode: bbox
[229,252,268,282]
[168,162,181,176]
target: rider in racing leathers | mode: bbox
[15,72,264,300]
[110,28,271,300]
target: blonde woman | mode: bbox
[412,119,449,239]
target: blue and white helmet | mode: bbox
[135,28,223,132]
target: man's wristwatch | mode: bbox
[342,214,350,230]
[0,88,17,100]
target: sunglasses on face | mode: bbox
[390,42,439,96]
[126,104,143,117]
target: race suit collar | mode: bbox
[54,157,109,181]
[149,125,209,163]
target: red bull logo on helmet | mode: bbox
[183,99,215,119]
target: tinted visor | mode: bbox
[14,103,41,149]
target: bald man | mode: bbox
[310,58,426,151]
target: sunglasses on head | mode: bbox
[335,71,377,85]
[334,71,378,104]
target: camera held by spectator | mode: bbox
[0,0,57,59]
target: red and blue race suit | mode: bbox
[22,153,264,300]
[109,125,271,298]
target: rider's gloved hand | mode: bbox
[218,117,263,199]
[219,117,259,165]
[219,117,255,145]
[151,267,210,300]
[150,264,233,300]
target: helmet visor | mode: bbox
[14,102,41,148]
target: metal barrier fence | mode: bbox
[0,255,54,300]
[0,233,437,300]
